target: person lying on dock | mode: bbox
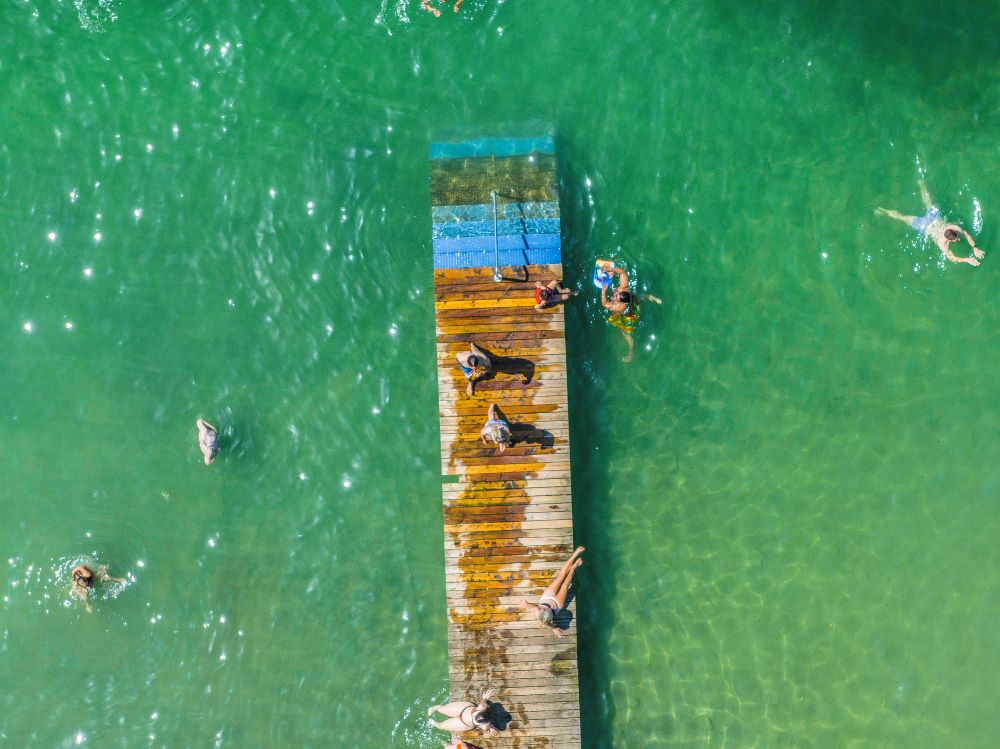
[597,261,662,363]
[534,279,578,310]
[71,563,125,614]
[519,546,584,638]
[456,343,492,396]
[480,404,512,453]
[196,418,220,465]
[428,687,499,737]
[876,178,985,266]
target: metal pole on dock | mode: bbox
[491,190,502,282]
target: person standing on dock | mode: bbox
[519,546,584,638]
[479,404,512,453]
[596,260,662,363]
[456,343,492,396]
[876,178,985,266]
[533,279,578,310]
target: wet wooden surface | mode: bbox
[435,263,580,749]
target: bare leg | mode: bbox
[541,547,585,599]
[875,207,916,226]
[640,293,662,305]
[621,330,634,363]
[428,700,474,718]
[430,717,474,733]
[919,178,933,209]
[551,559,583,609]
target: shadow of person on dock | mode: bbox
[509,423,554,450]
[485,699,513,733]
[473,346,536,387]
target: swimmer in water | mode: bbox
[71,564,125,614]
[598,261,663,363]
[428,687,499,737]
[196,418,220,465]
[456,343,492,397]
[519,546,584,638]
[534,279,578,311]
[876,178,985,266]
[480,404,512,454]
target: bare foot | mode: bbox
[427,705,439,717]
[875,207,888,216]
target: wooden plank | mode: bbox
[431,233,578,746]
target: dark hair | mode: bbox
[468,355,480,368]
[944,228,960,241]
[616,290,632,306]
[539,287,553,301]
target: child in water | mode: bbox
[595,260,662,363]
[71,563,125,613]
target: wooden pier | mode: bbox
[431,137,581,749]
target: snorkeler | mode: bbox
[519,546,584,638]
[196,418,220,465]
[534,279,578,311]
[597,261,663,363]
[479,404,512,454]
[422,0,464,16]
[456,343,492,396]
[71,564,125,614]
[876,178,985,266]
[428,687,499,737]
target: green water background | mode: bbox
[2,1,999,747]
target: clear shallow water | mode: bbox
[2,1,999,747]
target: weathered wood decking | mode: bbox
[435,262,581,749]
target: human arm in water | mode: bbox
[937,226,984,266]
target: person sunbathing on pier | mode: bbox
[876,178,985,266]
[480,404,512,453]
[456,343,492,396]
[519,546,584,638]
[428,687,499,737]
[596,260,662,363]
[534,279,578,310]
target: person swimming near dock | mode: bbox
[534,279,578,311]
[196,418,220,465]
[480,404,512,453]
[876,178,985,266]
[457,343,492,396]
[519,546,584,638]
[71,563,125,614]
[428,687,499,737]
[596,260,662,363]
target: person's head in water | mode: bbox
[72,565,94,589]
[944,228,961,242]
[537,604,554,626]
[614,289,632,306]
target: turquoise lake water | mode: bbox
[2,1,999,747]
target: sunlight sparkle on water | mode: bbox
[83,267,93,278]
[47,231,57,241]
[93,232,102,242]
[342,479,352,489]
[133,208,143,219]
[22,321,33,333]
[65,321,74,330]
